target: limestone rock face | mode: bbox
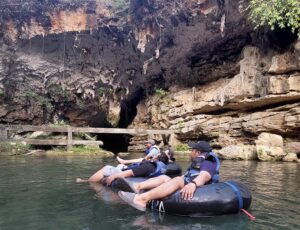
[218,145,257,160]
[255,133,285,161]
[130,42,300,160]
[269,53,300,74]
[0,0,252,128]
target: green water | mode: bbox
[0,155,299,230]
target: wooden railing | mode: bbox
[0,124,174,150]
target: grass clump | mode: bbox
[71,145,103,154]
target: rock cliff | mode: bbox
[0,0,299,160]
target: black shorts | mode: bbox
[131,161,156,177]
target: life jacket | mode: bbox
[123,160,167,178]
[184,152,220,184]
[145,145,160,156]
[147,161,167,178]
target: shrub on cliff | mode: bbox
[246,0,300,37]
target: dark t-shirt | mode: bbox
[184,160,217,184]
[131,161,156,177]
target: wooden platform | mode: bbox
[0,124,174,150]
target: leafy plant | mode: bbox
[25,91,53,110]
[98,87,107,96]
[155,88,167,98]
[245,0,300,36]
[176,121,185,132]
[174,143,190,152]
[74,132,97,141]
[51,120,69,127]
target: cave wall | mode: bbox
[0,0,253,127]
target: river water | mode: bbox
[0,154,299,230]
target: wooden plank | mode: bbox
[67,127,72,151]
[21,139,68,145]
[13,139,104,146]
[0,124,175,135]
[0,128,7,140]
[72,127,175,135]
[0,124,68,132]
[72,140,103,146]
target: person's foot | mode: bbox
[76,178,88,183]
[117,177,140,193]
[118,191,146,211]
[116,156,126,164]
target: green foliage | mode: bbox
[98,87,107,96]
[246,0,300,36]
[24,91,53,110]
[0,141,31,155]
[48,85,70,102]
[0,89,4,97]
[51,120,69,127]
[174,143,190,152]
[71,145,103,154]
[175,120,185,132]
[155,88,167,98]
[74,132,97,141]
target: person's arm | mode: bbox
[145,148,159,160]
[106,170,134,185]
[180,171,212,200]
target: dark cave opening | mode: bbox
[119,87,145,128]
[97,87,145,153]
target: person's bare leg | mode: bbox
[76,166,106,183]
[133,175,171,192]
[76,178,89,183]
[87,167,106,182]
[116,156,126,164]
[116,157,144,165]
[124,176,185,209]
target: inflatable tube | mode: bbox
[166,162,182,176]
[112,177,146,192]
[112,177,251,217]
[150,180,252,217]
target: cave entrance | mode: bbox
[98,134,132,153]
[96,87,145,153]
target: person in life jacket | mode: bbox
[116,139,161,165]
[75,151,169,186]
[118,140,220,212]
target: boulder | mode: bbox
[285,142,300,153]
[218,145,257,160]
[268,53,300,74]
[255,133,285,161]
[282,153,299,162]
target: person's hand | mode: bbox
[106,175,116,186]
[180,183,196,200]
